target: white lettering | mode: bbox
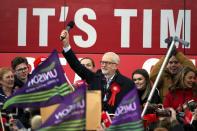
[18,8,27,46]
[143,9,152,48]
[142,58,159,74]
[74,8,97,48]
[160,10,191,48]
[114,9,137,48]
[55,106,72,120]
[28,69,58,87]
[26,57,36,72]
[59,6,69,22]
[55,100,85,120]
[115,102,136,116]
[33,8,55,46]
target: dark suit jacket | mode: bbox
[62,49,135,113]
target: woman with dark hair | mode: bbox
[80,57,95,72]
[132,69,161,105]
[164,66,197,110]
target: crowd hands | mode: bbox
[0,30,197,131]
[142,103,197,131]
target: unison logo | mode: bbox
[115,96,137,116]
[28,62,58,87]
[55,100,85,120]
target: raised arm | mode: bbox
[60,30,95,83]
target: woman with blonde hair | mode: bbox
[0,67,25,130]
[164,66,197,110]
[0,67,15,101]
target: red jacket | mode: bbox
[164,88,197,110]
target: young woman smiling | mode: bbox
[164,66,197,110]
[132,69,161,106]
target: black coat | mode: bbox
[62,49,135,114]
[13,74,31,128]
[14,74,31,88]
[138,88,161,105]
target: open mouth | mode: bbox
[171,68,177,71]
[186,82,193,88]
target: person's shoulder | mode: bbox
[116,72,135,86]
[165,91,173,98]
[14,75,24,87]
[95,69,104,77]
[0,88,4,95]
[96,69,102,74]
[0,88,6,102]
[116,72,131,80]
[27,74,31,79]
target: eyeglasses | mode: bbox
[16,67,28,72]
[100,61,116,65]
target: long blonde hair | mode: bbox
[169,66,197,97]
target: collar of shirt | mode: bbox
[105,74,115,89]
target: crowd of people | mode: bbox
[0,57,42,130]
[0,30,196,131]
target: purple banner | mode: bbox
[3,50,71,109]
[37,84,86,131]
[107,87,144,131]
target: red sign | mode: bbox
[0,0,197,54]
[0,53,196,84]
[184,109,193,124]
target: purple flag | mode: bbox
[3,50,72,109]
[107,87,144,131]
[36,84,86,131]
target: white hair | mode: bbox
[103,52,120,64]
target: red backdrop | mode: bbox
[0,0,196,54]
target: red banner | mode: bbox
[0,0,197,54]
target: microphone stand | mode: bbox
[141,36,189,118]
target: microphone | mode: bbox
[60,21,75,41]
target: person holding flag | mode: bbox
[60,30,135,114]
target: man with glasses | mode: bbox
[60,30,135,114]
[11,56,30,89]
[11,56,31,129]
